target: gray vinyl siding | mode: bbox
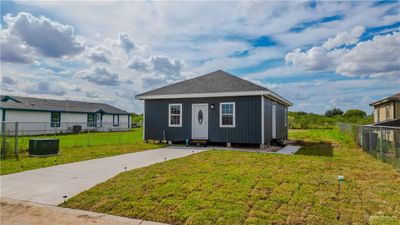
[275,103,288,139]
[263,97,272,144]
[263,96,288,143]
[145,96,262,144]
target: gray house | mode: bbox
[136,70,292,147]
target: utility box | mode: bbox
[72,125,82,133]
[29,138,60,156]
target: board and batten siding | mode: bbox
[145,96,262,144]
[263,96,288,144]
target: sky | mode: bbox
[0,1,399,114]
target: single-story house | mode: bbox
[0,95,131,135]
[136,70,292,147]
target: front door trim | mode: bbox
[192,103,208,140]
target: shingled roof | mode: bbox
[137,70,268,96]
[136,70,292,106]
[370,93,400,106]
[0,95,130,114]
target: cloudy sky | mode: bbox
[1,1,399,114]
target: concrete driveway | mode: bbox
[0,147,206,205]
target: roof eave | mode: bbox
[136,91,293,106]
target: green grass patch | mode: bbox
[62,129,400,224]
[0,128,164,175]
[1,128,146,154]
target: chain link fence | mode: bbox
[1,121,139,160]
[337,122,400,170]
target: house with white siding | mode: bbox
[0,95,130,135]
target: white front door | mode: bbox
[192,104,208,139]
[272,104,276,139]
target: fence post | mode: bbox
[1,122,6,160]
[380,127,384,160]
[87,125,90,147]
[14,121,19,160]
[119,123,121,144]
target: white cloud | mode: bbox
[3,12,85,58]
[285,31,400,78]
[322,26,365,50]
[79,66,120,86]
[0,30,34,63]
[25,81,66,96]
[86,46,110,63]
[285,47,332,71]
[336,32,400,77]
[117,32,137,53]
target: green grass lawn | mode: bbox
[0,129,164,175]
[62,129,400,225]
[1,128,146,152]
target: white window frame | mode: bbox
[219,102,235,128]
[168,103,182,127]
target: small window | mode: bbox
[113,114,119,126]
[285,108,288,127]
[220,102,235,128]
[169,104,182,127]
[87,113,96,127]
[51,112,61,127]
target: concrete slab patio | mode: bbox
[0,147,205,205]
[276,145,301,154]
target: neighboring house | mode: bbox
[0,95,130,134]
[136,70,292,147]
[370,93,400,123]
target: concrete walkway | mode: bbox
[0,147,205,205]
[276,145,301,154]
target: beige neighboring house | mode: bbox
[370,93,400,124]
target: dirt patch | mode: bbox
[0,198,167,225]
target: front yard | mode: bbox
[62,129,400,225]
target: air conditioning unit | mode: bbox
[29,138,60,156]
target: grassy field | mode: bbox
[62,129,400,225]
[0,129,164,175]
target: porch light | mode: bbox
[210,104,215,109]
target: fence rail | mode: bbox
[1,121,138,160]
[337,122,400,170]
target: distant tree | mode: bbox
[296,111,308,116]
[344,109,367,118]
[325,108,343,117]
